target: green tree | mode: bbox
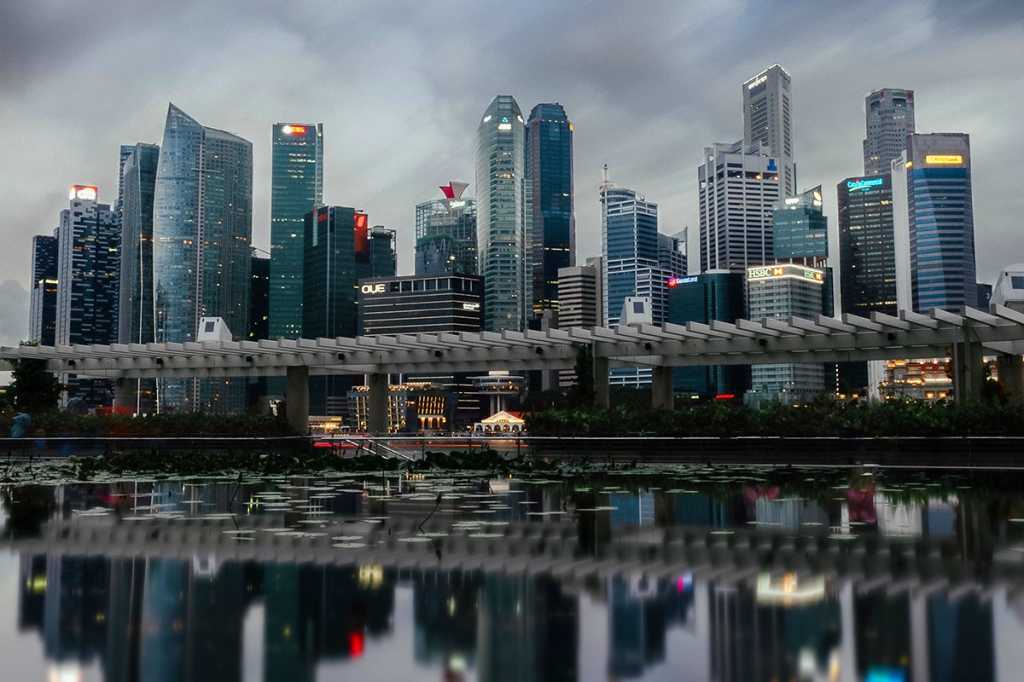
[8,358,61,413]
[570,346,595,406]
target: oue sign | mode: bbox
[361,283,386,295]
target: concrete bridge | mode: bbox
[5,304,1024,432]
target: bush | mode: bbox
[0,411,296,438]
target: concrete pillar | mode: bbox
[112,378,134,414]
[651,366,674,410]
[285,366,309,434]
[997,354,1024,404]
[593,355,610,409]
[952,339,984,402]
[367,372,388,434]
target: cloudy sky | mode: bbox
[1,0,1022,346]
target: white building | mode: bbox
[742,64,796,197]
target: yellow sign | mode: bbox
[925,154,963,165]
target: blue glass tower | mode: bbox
[602,184,658,327]
[117,143,160,346]
[526,103,574,319]
[773,186,826,261]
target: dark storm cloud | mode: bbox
[1,0,1022,346]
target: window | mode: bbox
[204,321,215,332]
[633,302,645,314]
[1012,276,1024,290]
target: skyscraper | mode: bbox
[863,88,915,176]
[117,142,159,346]
[415,182,478,276]
[249,249,270,342]
[557,257,603,329]
[773,185,826,262]
[152,104,253,412]
[601,183,659,328]
[526,102,574,320]
[368,226,397,279]
[476,95,528,332]
[698,141,782,272]
[742,64,796,196]
[28,232,58,346]
[892,133,977,311]
[270,123,324,340]
[838,174,897,318]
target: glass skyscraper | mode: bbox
[863,88,915,176]
[270,123,323,340]
[117,142,160,346]
[152,104,253,412]
[475,95,528,332]
[368,226,397,279]
[526,103,574,320]
[29,232,58,346]
[415,182,477,276]
[838,174,897,318]
[602,184,659,328]
[773,185,826,261]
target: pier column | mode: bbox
[997,354,1024,404]
[367,372,388,434]
[112,378,134,414]
[285,366,309,434]
[651,366,674,410]
[952,339,984,402]
[593,355,610,409]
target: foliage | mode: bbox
[0,412,298,437]
[525,398,1024,437]
[7,358,61,414]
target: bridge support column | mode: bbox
[286,366,309,434]
[593,356,610,409]
[997,354,1024,404]
[368,372,388,434]
[112,378,134,414]
[651,366,674,410]
[952,340,984,402]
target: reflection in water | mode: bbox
[2,470,1024,681]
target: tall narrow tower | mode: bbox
[742,65,796,196]
[863,89,915,176]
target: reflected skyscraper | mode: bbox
[476,95,528,332]
[152,104,253,412]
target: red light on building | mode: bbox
[353,212,369,256]
[348,631,364,657]
[667,277,680,288]
[69,184,98,201]
[281,124,307,135]
[714,393,736,401]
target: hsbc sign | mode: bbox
[360,284,386,295]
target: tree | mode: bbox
[8,358,61,413]
[570,346,595,407]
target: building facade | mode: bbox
[838,175,897,318]
[368,226,397,280]
[742,65,796,196]
[556,257,603,329]
[475,96,528,332]
[698,141,782,272]
[357,274,483,336]
[269,123,324,340]
[526,102,574,320]
[116,142,159,346]
[773,185,826,262]
[29,232,59,346]
[152,104,253,412]
[745,264,827,406]
[415,182,477,276]
[602,185,659,328]
[249,250,270,342]
[863,88,915,176]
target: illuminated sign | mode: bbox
[847,177,884,192]
[784,197,801,205]
[924,154,963,165]
[747,264,824,283]
[280,124,307,135]
[747,74,767,90]
[755,572,826,606]
[462,302,480,311]
[766,159,777,172]
[360,283,386,295]
[667,276,697,288]
[68,185,98,201]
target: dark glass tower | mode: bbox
[270,123,323,340]
[29,232,58,345]
[117,142,160,346]
[773,185,826,261]
[526,103,574,320]
[368,226,397,279]
[838,174,897,318]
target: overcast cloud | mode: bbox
[1,0,1022,342]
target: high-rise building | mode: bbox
[658,230,687,275]
[152,104,253,412]
[863,88,915,176]
[28,232,58,346]
[742,65,796,196]
[838,175,897,318]
[602,183,659,327]
[415,182,478,276]
[698,141,782,272]
[773,185,826,262]
[526,102,574,320]
[368,226,397,279]
[357,274,483,336]
[249,250,270,342]
[891,134,977,311]
[116,142,159,346]
[56,185,121,406]
[304,206,367,416]
[667,271,749,399]
[476,95,528,332]
[745,263,827,406]
[557,257,603,329]
[270,123,323,340]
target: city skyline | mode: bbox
[1,1,1022,347]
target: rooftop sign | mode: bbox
[747,264,824,283]
[847,177,884,192]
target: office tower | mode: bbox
[415,182,478,276]
[117,142,159,346]
[667,271,749,398]
[270,122,324,340]
[838,175,897,317]
[152,104,253,412]
[557,257,603,329]
[773,185,826,262]
[304,206,367,416]
[358,274,482,336]
[526,102,574,319]
[476,95,528,332]
[698,141,782,272]
[56,185,121,406]
[745,263,827,405]
[249,249,270,341]
[368,226,397,278]
[602,182,659,327]
[891,134,977,311]
[658,230,687,275]
[28,232,58,345]
[863,88,915,176]
[742,65,796,196]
